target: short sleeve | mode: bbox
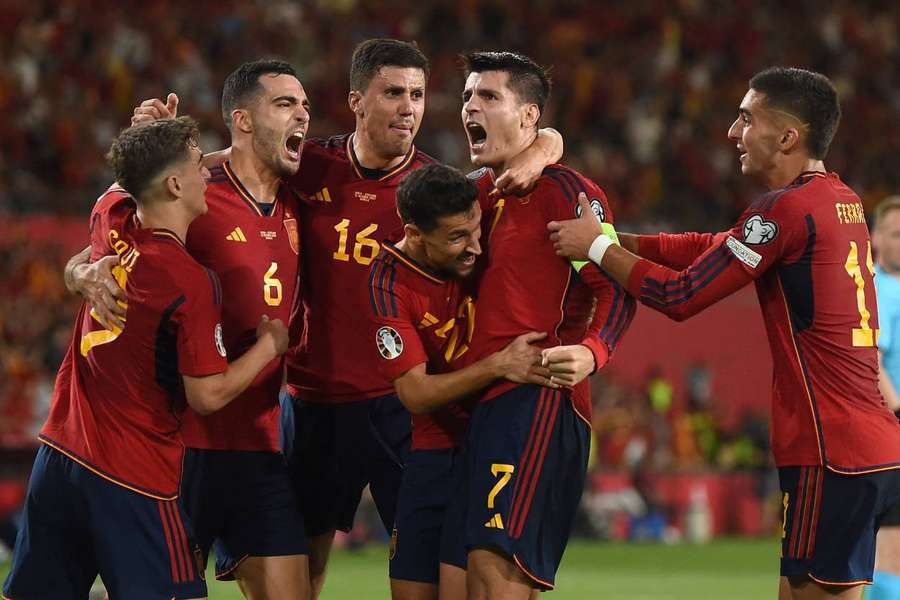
[176,268,228,376]
[369,277,429,382]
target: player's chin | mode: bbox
[455,258,477,277]
[276,157,301,178]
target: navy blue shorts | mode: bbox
[779,465,900,585]
[284,392,411,537]
[441,385,590,590]
[881,496,900,527]
[390,447,462,583]
[3,444,206,600]
[181,448,307,581]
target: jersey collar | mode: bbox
[382,241,446,285]
[346,133,417,182]
[222,161,280,217]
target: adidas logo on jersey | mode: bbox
[226,227,248,242]
[484,513,505,529]
[418,312,439,329]
[313,188,331,203]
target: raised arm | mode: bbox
[551,193,785,322]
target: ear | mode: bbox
[779,126,801,152]
[522,103,540,130]
[348,90,363,117]
[404,222,422,242]
[232,109,252,134]
[165,174,182,199]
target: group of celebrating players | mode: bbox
[3,36,900,600]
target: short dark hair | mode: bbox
[397,164,479,233]
[462,51,552,115]
[106,117,199,200]
[749,67,841,159]
[349,39,430,92]
[221,59,298,129]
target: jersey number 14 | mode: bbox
[844,241,879,347]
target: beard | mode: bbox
[251,125,297,179]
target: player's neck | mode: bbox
[229,143,280,204]
[352,131,407,171]
[765,157,826,190]
[490,130,537,180]
[395,237,436,272]
[395,237,420,263]
[135,201,189,245]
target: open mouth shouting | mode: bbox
[284,129,305,162]
[466,121,487,153]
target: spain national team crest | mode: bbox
[576,197,605,222]
[283,218,300,254]
[376,326,403,360]
[214,323,227,357]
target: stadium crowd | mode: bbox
[2,0,898,229]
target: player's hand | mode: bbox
[131,93,179,126]
[541,344,597,387]
[548,192,606,260]
[491,127,561,197]
[256,315,289,356]
[492,331,558,388]
[491,153,546,197]
[73,255,126,331]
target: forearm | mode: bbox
[598,241,751,322]
[637,232,720,270]
[64,245,92,295]
[619,233,640,254]
[533,127,564,164]
[578,263,637,365]
[396,358,500,415]
[184,337,278,414]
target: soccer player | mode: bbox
[3,117,289,600]
[369,163,557,600]
[871,196,900,600]
[280,40,565,598]
[66,61,311,599]
[105,39,562,598]
[442,52,635,600]
[548,67,900,600]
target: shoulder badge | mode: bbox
[376,326,404,360]
[742,214,778,245]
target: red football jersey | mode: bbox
[285,134,435,402]
[628,171,900,471]
[40,188,227,499]
[178,162,301,451]
[368,242,472,450]
[463,165,636,423]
